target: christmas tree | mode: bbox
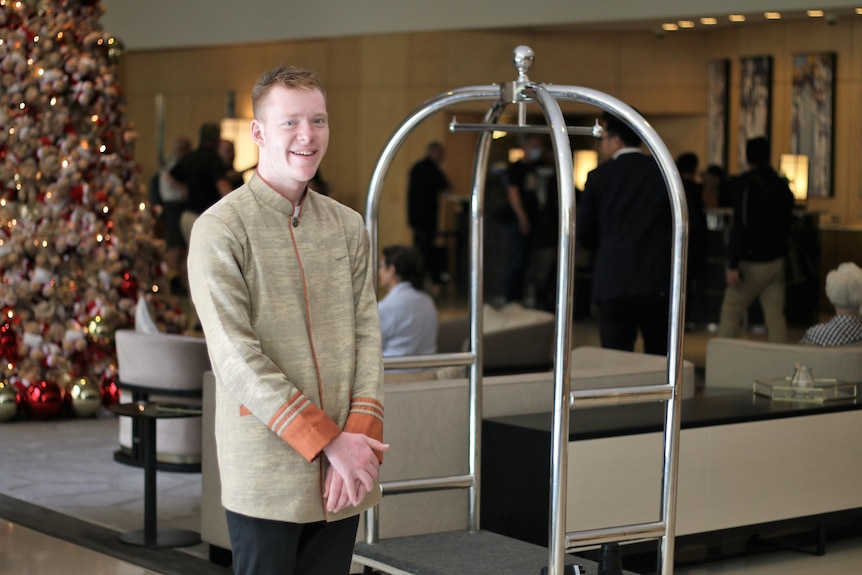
[0,0,182,417]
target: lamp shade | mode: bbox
[220,118,258,181]
[573,149,598,190]
[779,153,809,202]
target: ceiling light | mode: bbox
[678,20,695,29]
[764,12,782,20]
[661,22,679,31]
[807,9,824,17]
[700,17,718,25]
[729,14,746,23]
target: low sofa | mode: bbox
[437,303,557,374]
[705,337,862,391]
[200,346,695,554]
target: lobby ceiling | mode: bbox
[100,1,862,51]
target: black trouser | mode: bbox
[504,223,532,303]
[596,293,670,356]
[226,510,360,575]
[413,228,440,284]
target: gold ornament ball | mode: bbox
[68,377,102,418]
[0,381,18,422]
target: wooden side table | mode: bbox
[109,401,203,548]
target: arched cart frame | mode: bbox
[358,46,688,575]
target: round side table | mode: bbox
[109,401,203,548]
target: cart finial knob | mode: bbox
[512,45,534,81]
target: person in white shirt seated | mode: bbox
[378,244,438,358]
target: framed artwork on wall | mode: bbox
[707,59,729,169]
[790,52,835,198]
[738,55,772,170]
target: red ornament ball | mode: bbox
[119,272,138,298]
[13,381,27,408]
[25,380,65,420]
[101,379,120,407]
[0,323,18,359]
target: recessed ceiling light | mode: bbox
[807,9,824,17]
[678,20,695,29]
[764,12,782,20]
[729,14,746,23]
[700,17,718,25]
[661,22,679,31]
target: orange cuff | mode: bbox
[272,401,341,462]
[345,398,384,462]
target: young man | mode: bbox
[377,244,438,358]
[716,136,794,343]
[188,65,387,575]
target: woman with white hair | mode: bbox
[799,262,862,346]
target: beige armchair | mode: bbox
[114,329,211,469]
[705,337,862,391]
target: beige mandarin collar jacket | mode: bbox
[188,172,384,523]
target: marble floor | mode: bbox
[4,317,854,575]
[673,536,862,574]
[0,520,161,575]
[3,494,862,575]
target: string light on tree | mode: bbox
[0,0,184,420]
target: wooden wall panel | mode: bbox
[619,33,706,94]
[359,35,411,87]
[119,18,862,240]
[531,31,620,92]
[407,33,447,89]
[327,37,363,88]
[445,31,532,88]
[648,116,708,166]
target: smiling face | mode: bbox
[251,85,329,202]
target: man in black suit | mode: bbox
[577,112,672,355]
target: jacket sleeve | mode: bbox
[342,213,385,460]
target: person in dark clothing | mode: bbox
[171,123,234,244]
[407,141,450,286]
[157,135,192,295]
[577,112,672,355]
[218,138,245,190]
[528,151,558,311]
[504,135,545,304]
[702,164,729,208]
[676,152,707,327]
[716,136,795,343]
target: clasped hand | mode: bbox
[322,431,389,514]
